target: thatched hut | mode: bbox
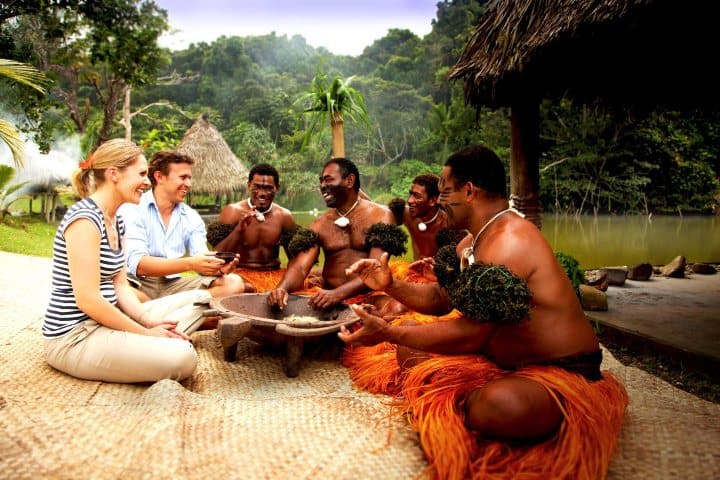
[450,0,720,227]
[176,113,249,208]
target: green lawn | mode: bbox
[0,215,57,257]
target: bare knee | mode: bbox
[210,273,252,296]
[465,378,563,440]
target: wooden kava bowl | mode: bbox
[204,293,358,377]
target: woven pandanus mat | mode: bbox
[602,356,720,479]
[1,329,427,479]
[1,250,719,479]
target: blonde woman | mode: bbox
[43,139,211,383]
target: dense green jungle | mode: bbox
[1,0,718,214]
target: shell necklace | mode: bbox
[417,208,440,232]
[334,199,359,228]
[247,197,274,222]
[461,207,517,270]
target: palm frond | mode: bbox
[0,120,26,169]
[0,59,47,94]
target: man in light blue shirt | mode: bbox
[119,151,249,301]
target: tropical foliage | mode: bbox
[296,70,370,158]
[0,165,29,221]
[0,59,47,167]
[1,0,717,215]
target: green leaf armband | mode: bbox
[287,226,320,258]
[206,222,236,247]
[365,223,408,257]
[436,228,470,249]
[446,262,532,325]
[433,244,462,288]
[387,197,406,225]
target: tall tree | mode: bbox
[4,0,168,147]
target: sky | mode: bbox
[154,0,439,56]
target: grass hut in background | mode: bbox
[450,0,720,228]
[176,113,249,211]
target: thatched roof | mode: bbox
[175,113,249,195]
[450,0,720,109]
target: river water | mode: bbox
[293,213,720,269]
[542,214,720,269]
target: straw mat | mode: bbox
[1,251,718,479]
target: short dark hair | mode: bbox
[149,151,194,186]
[324,157,360,192]
[412,173,440,198]
[444,145,507,198]
[248,163,279,186]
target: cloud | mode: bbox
[156,0,437,56]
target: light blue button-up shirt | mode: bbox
[119,190,208,278]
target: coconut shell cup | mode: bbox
[215,252,237,264]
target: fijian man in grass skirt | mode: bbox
[267,157,406,316]
[388,173,448,261]
[207,164,297,292]
[338,145,627,480]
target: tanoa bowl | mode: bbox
[205,292,359,377]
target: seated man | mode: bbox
[119,151,249,303]
[209,164,297,291]
[389,173,448,261]
[339,145,627,479]
[267,157,402,312]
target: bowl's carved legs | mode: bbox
[283,337,304,378]
[217,317,251,361]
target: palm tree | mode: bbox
[296,70,370,158]
[0,59,47,168]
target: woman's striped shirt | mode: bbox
[43,198,126,338]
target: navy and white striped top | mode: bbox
[43,198,126,338]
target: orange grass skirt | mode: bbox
[342,262,628,480]
[248,259,428,303]
[232,268,324,293]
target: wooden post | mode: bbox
[510,100,542,229]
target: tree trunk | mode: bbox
[510,100,542,229]
[330,113,345,158]
[121,87,132,141]
[97,80,127,146]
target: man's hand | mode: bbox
[217,253,239,275]
[409,257,437,282]
[338,304,391,346]
[190,252,225,276]
[267,287,289,310]
[235,209,256,229]
[308,288,343,310]
[346,252,393,292]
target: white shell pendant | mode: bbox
[418,222,427,232]
[460,247,475,271]
[334,216,350,228]
[255,212,265,222]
